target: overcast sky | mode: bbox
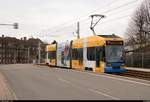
[0,0,143,43]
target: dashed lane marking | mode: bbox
[57,77,120,100]
[58,78,70,84]
[88,88,120,100]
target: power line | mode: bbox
[88,14,131,28]
[65,0,137,28]
[100,0,139,14]
[40,0,119,33]
[43,12,130,37]
[100,14,131,24]
[80,5,135,29]
[76,0,139,34]
[81,14,131,33]
[40,0,139,37]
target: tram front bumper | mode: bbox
[105,66,127,73]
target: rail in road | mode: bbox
[0,64,150,100]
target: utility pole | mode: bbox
[76,22,80,39]
[38,42,41,64]
[28,47,30,63]
[90,14,105,36]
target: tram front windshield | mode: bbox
[105,45,124,63]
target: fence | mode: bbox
[125,51,150,68]
[0,47,32,64]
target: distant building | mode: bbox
[0,35,47,64]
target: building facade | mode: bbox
[0,35,47,64]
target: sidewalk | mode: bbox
[126,67,150,72]
[0,71,16,100]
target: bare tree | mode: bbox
[125,0,150,49]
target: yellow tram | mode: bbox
[45,34,127,73]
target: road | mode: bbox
[0,64,150,100]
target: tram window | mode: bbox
[48,51,56,59]
[48,52,51,59]
[72,48,83,60]
[78,48,83,60]
[72,49,78,60]
[97,47,104,60]
[87,47,95,61]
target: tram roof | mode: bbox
[46,44,56,51]
[98,34,121,38]
[73,34,123,42]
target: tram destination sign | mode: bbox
[106,41,123,45]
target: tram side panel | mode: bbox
[83,39,96,71]
[57,41,70,68]
[71,40,84,70]
[47,44,57,67]
[83,38,105,72]
[45,46,50,65]
[49,51,56,66]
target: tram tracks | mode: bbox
[112,70,150,81]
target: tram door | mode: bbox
[78,48,83,66]
[96,47,102,67]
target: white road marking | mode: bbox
[71,69,150,87]
[58,78,70,84]
[88,88,120,100]
[6,81,18,100]
[57,76,120,100]
[0,72,18,100]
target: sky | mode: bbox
[0,0,143,43]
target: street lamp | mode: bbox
[13,23,18,29]
[0,23,19,29]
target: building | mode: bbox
[0,35,47,64]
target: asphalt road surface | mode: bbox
[0,64,150,100]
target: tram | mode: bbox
[45,34,127,73]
